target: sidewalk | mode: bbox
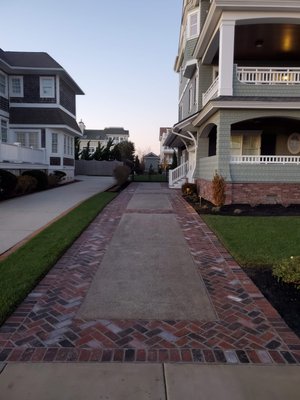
[0,175,115,255]
[0,182,299,399]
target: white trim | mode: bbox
[9,76,24,97]
[9,103,76,118]
[40,76,55,98]
[0,71,8,98]
[230,155,300,164]
[9,124,80,136]
[178,80,190,104]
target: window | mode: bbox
[9,76,23,97]
[187,10,199,39]
[1,119,8,143]
[40,76,55,98]
[15,131,39,148]
[193,75,198,105]
[188,85,193,112]
[64,135,73,155]
[0,72,7,96]
[52,133,58,153]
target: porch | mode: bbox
[203,65,300,106]
[0,142,47,169]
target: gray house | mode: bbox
[166,0,300,205]
[0,48,84,180]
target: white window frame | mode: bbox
[14,130,40,148]
[40,76,55,98]
[186,10,199,40]
[1,119,8,143]
[9,76,24,97]
[52,133,58,153]
[0,72,8,97]
[188,85,193,112]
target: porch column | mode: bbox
[218,20,235,96]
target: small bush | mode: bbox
[113,165,130,186]
[273,256,300,288]
[22,170,48,190]
[47,174,60,187]
[15,175,38,194]
[181,182,197,196]
[212,172,226,206]
[0,170,17,197]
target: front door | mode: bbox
[261,134,276,155]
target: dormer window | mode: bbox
[40,76,55,98]
[187,10,199,39]
[9,76,24,97]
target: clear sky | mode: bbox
[2,0,182,155]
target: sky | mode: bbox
[2,0,182,155]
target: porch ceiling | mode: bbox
[234,24,300,62]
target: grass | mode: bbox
[132,174,168,182]
[202,215,300,268]
[0,191,117,325]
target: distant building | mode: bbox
[144,152,160,173]
[0,48,84,179]
[159,127,174,166]
[78,123,129,154]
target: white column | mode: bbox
[219,20,235,96]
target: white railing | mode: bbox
[0,142,46,164]
[230,155,300,164]
[237,67,300,85]
[202,76,219,106]
[169,161,188,187]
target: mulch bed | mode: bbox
[184,194,300,339]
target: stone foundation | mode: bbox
[197,179,300,206]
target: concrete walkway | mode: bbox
[0,175,115,255]
[0,182,299,398]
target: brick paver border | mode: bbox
[0,183,299,364]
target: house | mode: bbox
[144,152,160,173]
[159,127,175,168]
[0,48,84,180]
[166,0,300,205]
[78,123,129,155]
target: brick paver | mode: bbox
[0,183,299,364]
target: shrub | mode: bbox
[113,165,130,186]
[47,174,60,187]
[0,170,17,197]
[22,170,48,190]
[212,172,226,206]
[15,175,38,194]
[182,182,197,196]
[273,256,300,289]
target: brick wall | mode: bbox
[197,178,300,206]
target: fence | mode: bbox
[75,160,122,176]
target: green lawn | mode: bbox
[202,215,300,268]
[0,191,117,325]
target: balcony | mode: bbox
[202,76,219,106]
[230,155,300,164]
[236,67,300,85]
[0,142,47,165]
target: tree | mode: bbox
[111,141,135,163]
[74,137,81,160]
[134,155,142,174]
[92,141,104,161]
[80,141,93,160]
[171,150,178,169]
[102,138,115,161]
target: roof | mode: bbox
[0,48,84,95]
[9,108,82,134]
[159,127,172,140]
[83,127,129,140]
[144,152,159,158]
